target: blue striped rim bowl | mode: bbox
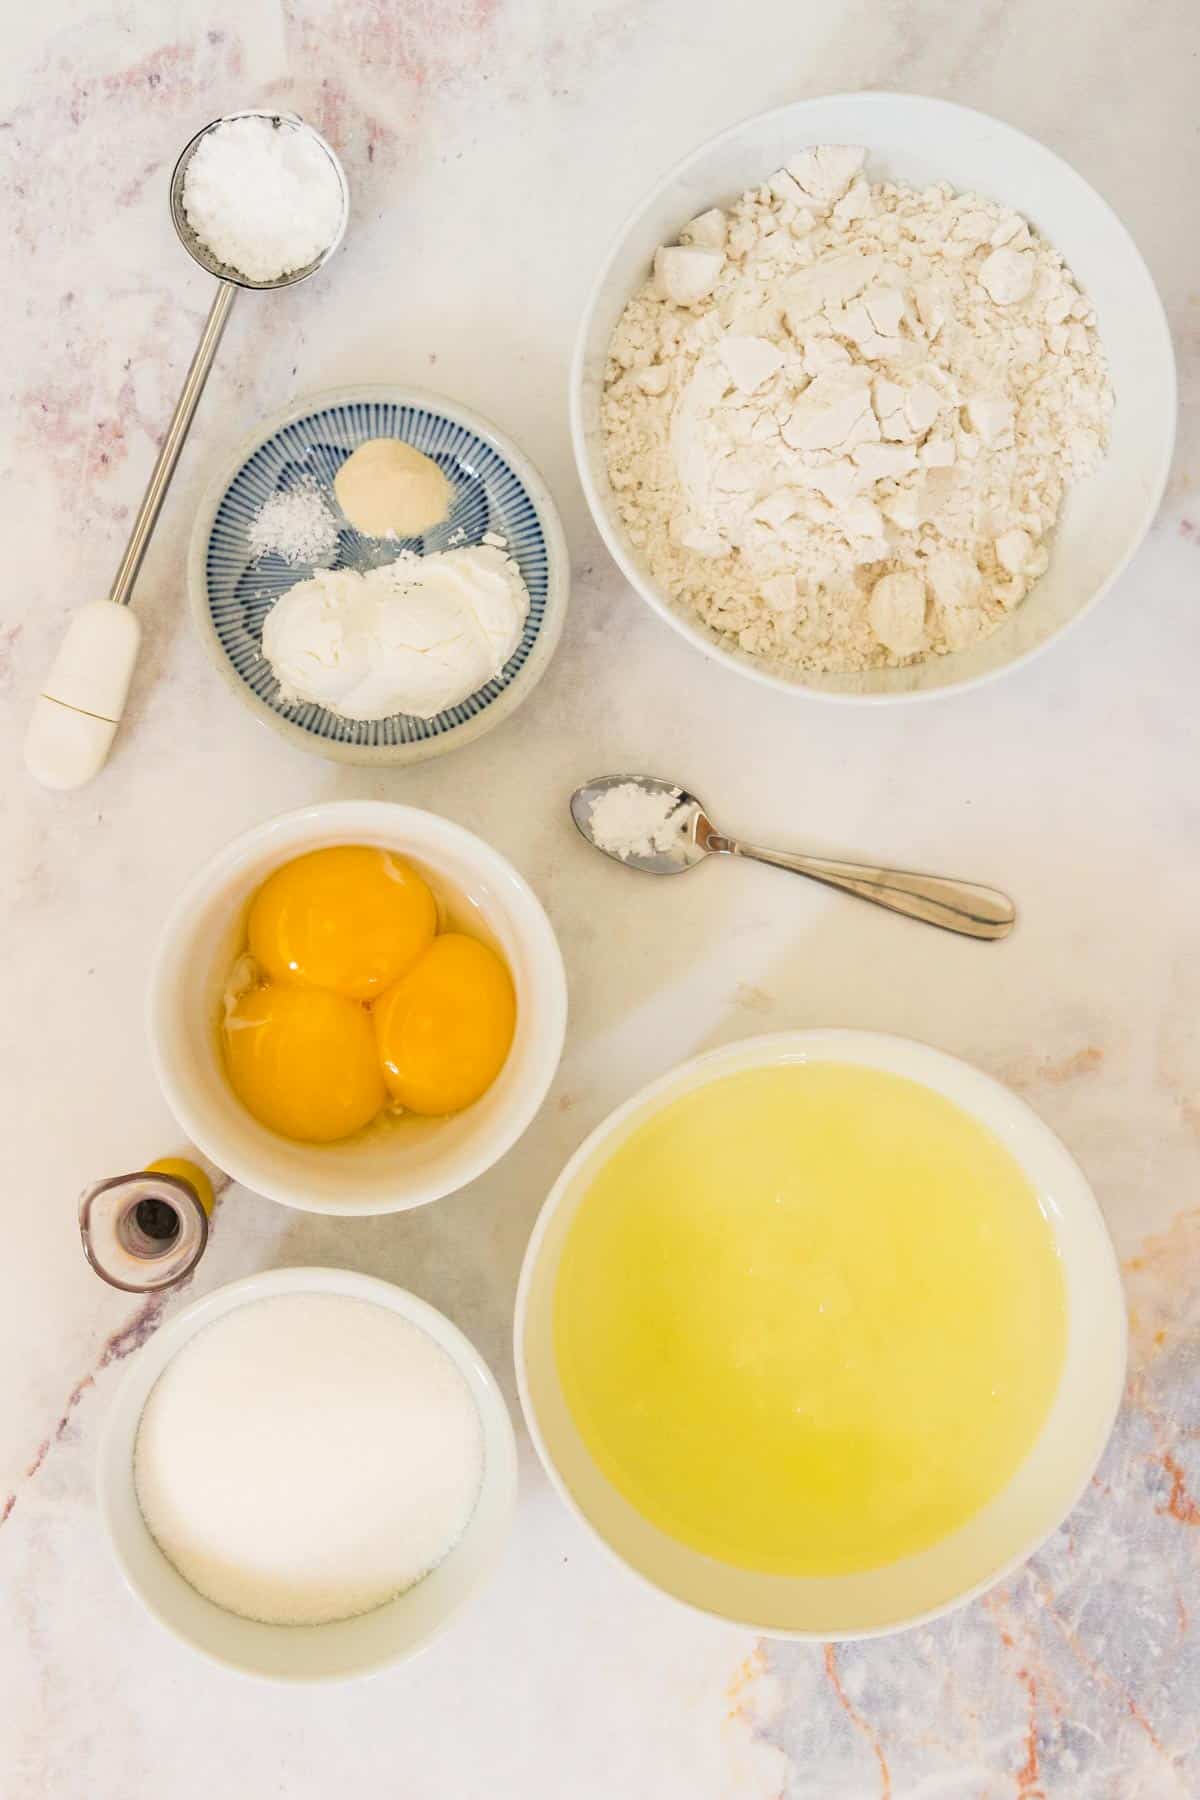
[188,386,569,766]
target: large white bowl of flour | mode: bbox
[570,92,1175,701]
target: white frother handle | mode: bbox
[24,281,237,792]
[25,602,142,790]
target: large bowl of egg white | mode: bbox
[515,1030,1125,1638]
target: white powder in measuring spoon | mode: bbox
[134,1294,484,1626]
[183,115,343,283]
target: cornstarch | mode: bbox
[588,782,691,861]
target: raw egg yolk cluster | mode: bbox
[222,846,516,1144]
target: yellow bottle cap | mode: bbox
[146,1157,215,1216]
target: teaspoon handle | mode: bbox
[728,841,1015,941]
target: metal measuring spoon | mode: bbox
[25,109,349,790]
[571,775,1015,941]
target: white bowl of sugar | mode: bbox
[98,1266,518,1681]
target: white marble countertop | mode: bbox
[3,2,1198,1793]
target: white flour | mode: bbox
[134,1294,484,1626]
[603,146,1112,673]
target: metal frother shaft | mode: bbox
[109,283,237,609]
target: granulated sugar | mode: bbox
[134,1293,484,1626]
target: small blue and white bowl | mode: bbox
[188,386,569,766]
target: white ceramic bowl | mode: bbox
[515,1030,1126,1639]
[571,92,1176,701]
[99,1266,518,1681]
[148,800,567,1214]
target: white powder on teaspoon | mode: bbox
[134,1294,484,1626]
[587,782,691,861]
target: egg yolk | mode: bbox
[373,934,516,1116]
[247,846,437,1002]
[224,984,385,1144]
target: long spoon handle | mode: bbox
[729,841,1016,941]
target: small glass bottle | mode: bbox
[79,1157,213,1293]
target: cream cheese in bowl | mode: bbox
[261,544,530,721]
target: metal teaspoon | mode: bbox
[570,775,1015,942]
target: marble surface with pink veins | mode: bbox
[1,1,1198,1794]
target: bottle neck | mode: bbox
[79,1170,209,1293]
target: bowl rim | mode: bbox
[147,799,568,1215]
[97,1264,519,1683]
[569,89,1177,705]
[188,382,570,764]
[513,1027,1128,1640]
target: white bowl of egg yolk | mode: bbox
[148,801,567,1215]
[516,1030,1126,1640]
